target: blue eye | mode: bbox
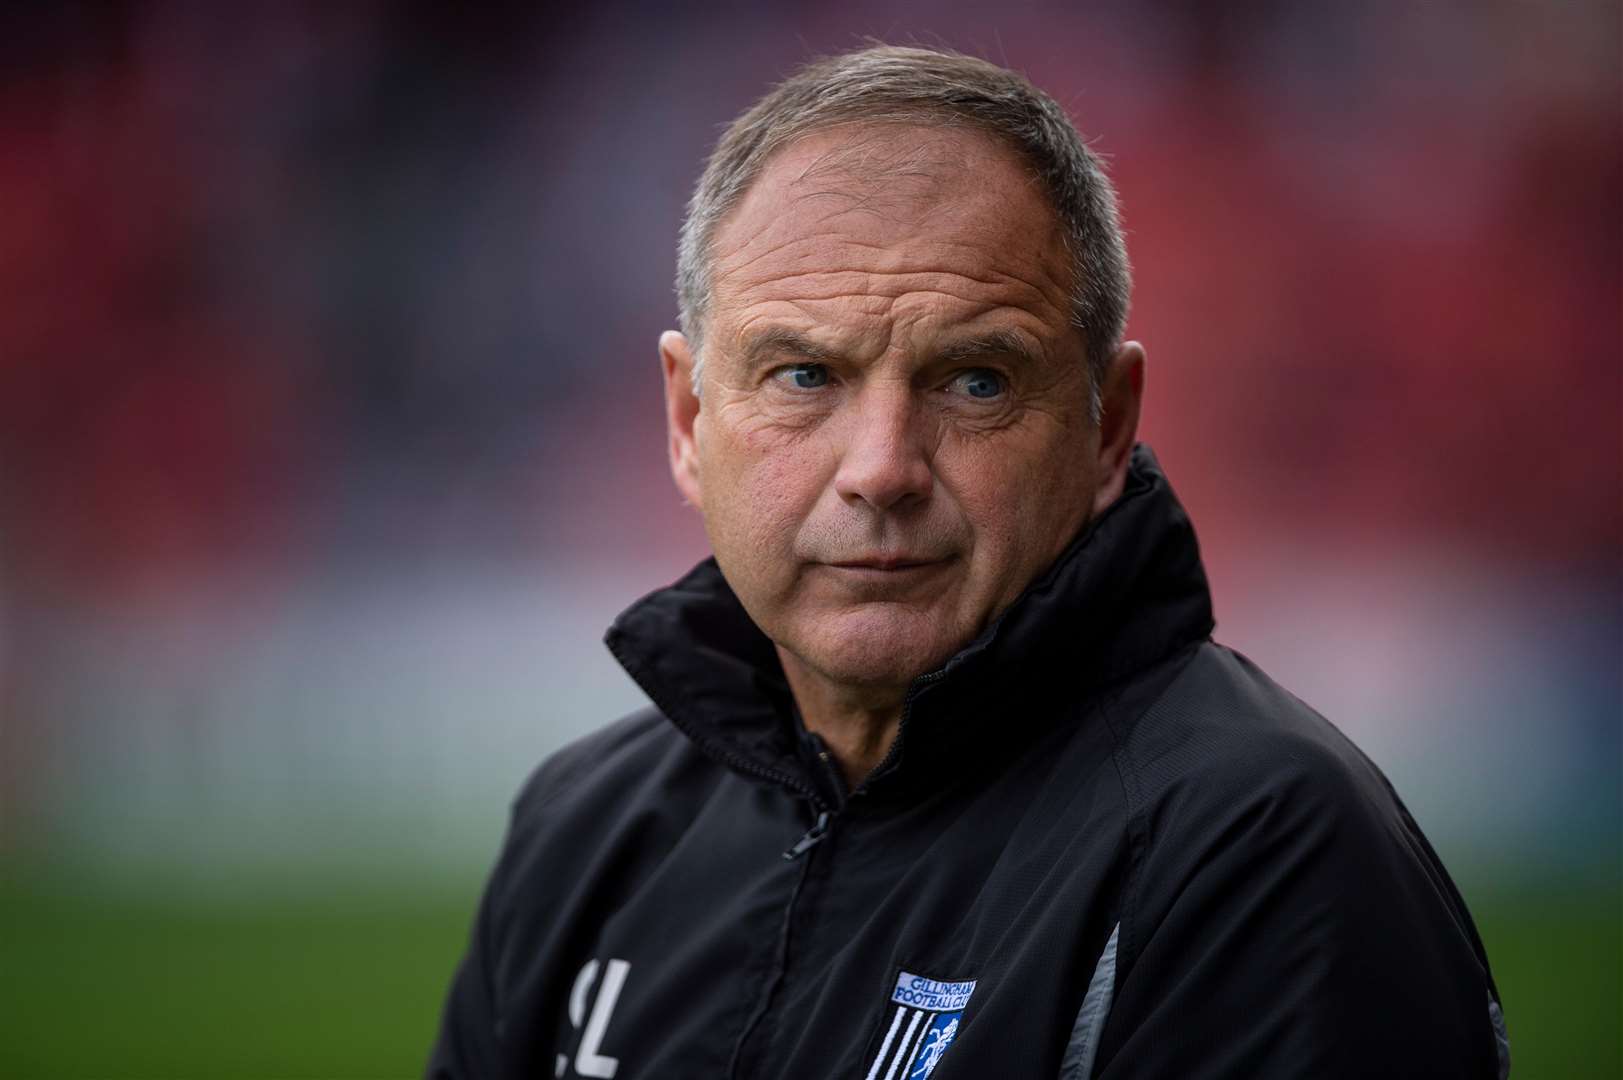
[777,363,830,390]
[954,369,1005,399]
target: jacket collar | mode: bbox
[604,445,1214,803]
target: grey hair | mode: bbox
[675,44,1131,421]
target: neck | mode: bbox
[776,646,906,788]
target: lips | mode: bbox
[826,556,950,571]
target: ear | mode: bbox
[1091,340,1146,514]
[660,330,703,508]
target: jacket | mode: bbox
[428,446,1510,1079]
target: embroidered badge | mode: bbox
[863,970,977,1080]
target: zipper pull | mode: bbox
[783,810,832,860]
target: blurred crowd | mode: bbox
[1,2,1617,870]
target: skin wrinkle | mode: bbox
[723,274,1061,309]
[791,190,920,227]
[660,124,1143,784]
[793,126,961,195]
[716,240,1069,310]
[724,276,1062,320]
[723,294,1077,438]
[714,195,1061,262]
[677,73,1134,414]
[735,327,1057,396]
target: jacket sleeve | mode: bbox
[424,831,509,1080]
[423,711,670,1079]
[1091,735,1508,1079]
[424,753,562,1080]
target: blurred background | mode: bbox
[1,2,1618,1076]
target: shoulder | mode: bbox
[1105,640,1444,934]
[1097,646,1504,1077]
[1111,641,1398,832]
[509,706,696,824]
[1105,639,1483,954]
[485,706,720,913]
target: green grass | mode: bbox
[0,876,476,1079]
[0,871,1617,1077]
[1471,881,1622,1080]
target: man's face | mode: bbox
[666,126,1125,691]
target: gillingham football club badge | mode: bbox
[863,970,976,1080]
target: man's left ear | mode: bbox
[660,330,704,508]
[1091,340,1146,514]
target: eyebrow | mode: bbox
[737,325,1046,369]
[933,329,1045,369]
[740,327,842,365]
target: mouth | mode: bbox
[824,556,952,572]
[814,555,956,598]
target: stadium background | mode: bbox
[2,3,1617,1076]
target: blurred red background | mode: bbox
[0,4,1617,1076]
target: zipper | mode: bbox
[782,809,831,860]
[730,818,819,1080]
[611,639,841,862]
[702,739,826,809]
[807,736,849,807]
[901,668,949,721]
[857,667,950,791]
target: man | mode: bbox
[430,46,1509,1079]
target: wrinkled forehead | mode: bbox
[769,122,995,201]
[722,124,1050,233]
[707,124,1072,318]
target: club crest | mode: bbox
[863,970,976,1080]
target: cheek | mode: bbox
[938,438,1030,525]
[950,472,1025,561]
[700,419,831,555]
[942,432,1096,565]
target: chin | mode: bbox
[791,605,965,689]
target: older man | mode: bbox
[430,47,1508,1080]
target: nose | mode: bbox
[832,383,934,512]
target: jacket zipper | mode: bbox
[857,667,949,790]
[782,809,831,860]
[677,725,835,861]
[785,736,846,859]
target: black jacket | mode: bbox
[429,447,1509,1079]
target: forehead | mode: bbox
[707,124,1074,348]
